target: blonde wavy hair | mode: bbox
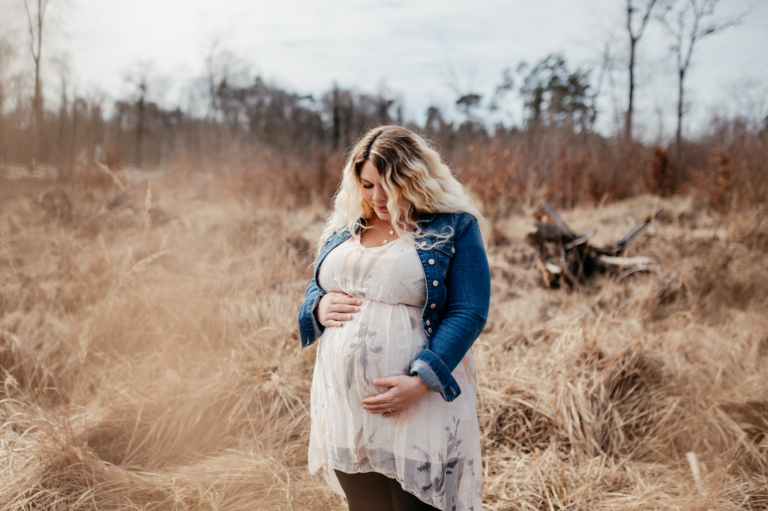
[317,125,486,254]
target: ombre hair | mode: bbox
[317,125,486,254]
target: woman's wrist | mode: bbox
[411,374,431,397]
[410,359,443,395]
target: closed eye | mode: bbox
[362,184,373,189]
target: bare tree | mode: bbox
[625,0,658,140]
[0,36,16,110]
[488,68,514,112]
[52,54,71,165]
[659,0,744,158]
[0,35,18,163]
[726,72,768,133]
[123,61,166,168]
[23,0,52,162]
[586,30,618,130]
[441,59,485,126]
[202,39,250,120]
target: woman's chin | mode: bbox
[373,210,391,221]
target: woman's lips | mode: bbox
[375,206,388,212]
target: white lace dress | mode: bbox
[308,236,482,511]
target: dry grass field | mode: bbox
[1,164,766,510]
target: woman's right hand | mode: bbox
[316,292,362,328]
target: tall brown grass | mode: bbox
[0,159,766,510]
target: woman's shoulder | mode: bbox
[418,212,482,250]
[320,227,354,252]
[425,211,478,230]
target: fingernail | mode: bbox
[355,307,359,311]
[357,301,362,305]
[348,315,352,319]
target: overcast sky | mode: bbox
[2,0,766,140]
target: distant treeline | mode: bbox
[2,0,766,211]
[1,51,766,212]
[1,48,613,170]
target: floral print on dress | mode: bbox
[309,236,482,511]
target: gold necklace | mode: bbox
[381,223,395,244]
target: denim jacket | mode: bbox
[297,212,491,402]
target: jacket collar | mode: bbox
[355,212,436,229]
[417,212,436,224]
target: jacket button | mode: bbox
[426,320,430,325]
[430,303,436,308]
[451,247,455,254]
[420,241,427,248]
[432,280,438,287]
[428,259,435,265]
[428,328,432,333]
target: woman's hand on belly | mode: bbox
[316,292,362,328]
[361,375,431,418]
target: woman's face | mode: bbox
[359,160,392,222]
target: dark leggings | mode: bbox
[334,470,440,511]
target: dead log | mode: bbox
[533,201,577,239]
[526,201,662,289]
[591,210,661,256]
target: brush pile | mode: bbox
[526,201,661,288]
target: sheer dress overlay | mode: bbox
[309,236,482,511]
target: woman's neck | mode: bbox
[364,212,417,232]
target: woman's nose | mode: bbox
[372,187,387,202]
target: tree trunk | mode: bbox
[33,0,44,163]
[676,68,684,161]
[332,86,340,150]
[136,94,145,168]
[627,37,636,141]
[32,61,42,162]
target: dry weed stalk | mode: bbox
[94,160,126,191]
[144,181,152,232]
[3,372,19,392]
[110,249,171,298]
[0,215,18,276]
[650,147,673,197]
[77,321,90,366]
[711,150,734,213]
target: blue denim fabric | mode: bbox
[297,212,491,402]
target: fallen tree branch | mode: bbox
[525,202,662,289]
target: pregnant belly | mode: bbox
[315,298,426,395]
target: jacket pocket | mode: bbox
[434,243,454,278]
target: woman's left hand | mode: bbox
[362,375,431,418]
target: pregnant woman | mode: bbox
[297,125,491,511]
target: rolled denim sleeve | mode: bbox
[410,216,490,402]
[409,359,444,393]
[298,276,327,348]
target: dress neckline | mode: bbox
[352,235,405,251]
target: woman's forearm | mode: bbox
[410,216,490,401]
[298,277,327,347]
